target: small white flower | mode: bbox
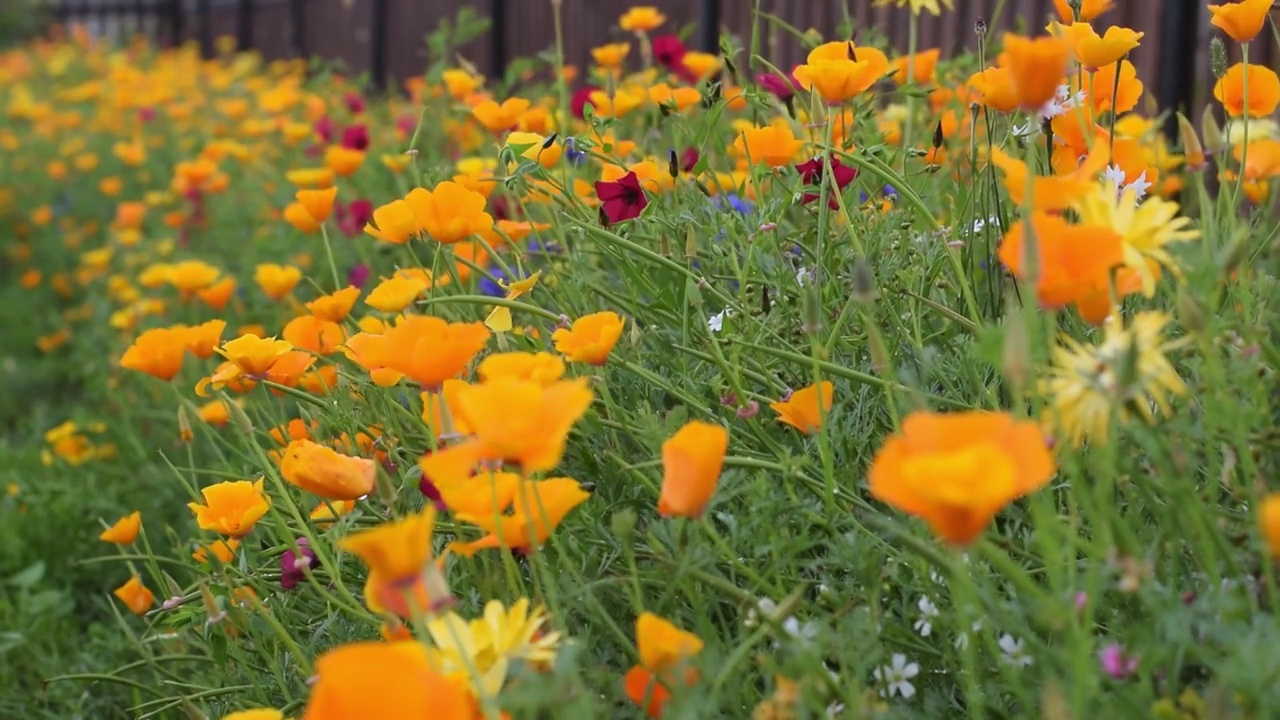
[781,616,819,641]
[795,267,811,287]
[929,568,945,585]
[826,702,846,717]
[1103,165,1152,202]
[913,596,939,637]
[954,620,982,650]
[873,654,919,699]
[999,633,1033,667]
[708,310,726,333]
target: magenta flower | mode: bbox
[757,70,798,100]
[347,263,371,289]
[1098,644,1139,680]
[341,125,369,152]
[595,171,648,226]
[652,35,687,71]
[344,92,366,114]
[571,85,600,120]
[281,538,317,590]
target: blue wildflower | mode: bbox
[564,137,585,167]
[478,266,508,298]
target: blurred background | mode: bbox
[3,1,1273,133]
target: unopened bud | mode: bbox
[177,403,194,443]
[974,18,988,36]
[1218,228,1251,277]
[684,227,698,260]
[1001,307,1031,393]
[867,327,890,375]
[801,285,822,335]
[611,508,637,541]
[736,400,760,420]
[1201,104,1224,155]
[932,120,944,149]
[1176,112,1205,170]
[1176,289,1207,335]
[226,396,254,435]
[668,149,679,179]
[853,256,877,304]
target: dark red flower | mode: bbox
[571,85,600,119]
[280,538,317,590]
[341,124,369,151]
[137,107,156,123]
[595,171,648,226]
[314,115,336,143]
[680,147,701,173]
[652,34,687,70]
[335,199,374,237]
[797,156,858,209]
[489,193,522,222]
[344,92,366,115]
[757,69,799,100]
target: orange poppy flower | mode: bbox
[216,334,295,376]
[1052,0,1113,21]
[193,538,240,564]
[307,286,361,322]
[733,124,806,168]
[620,5,666,32]
[178,319,227,359]
[339,508,453,617]
[282,315,346,355]
[477,351,565,385]
[113,575,154,615]
[997,212,1127,324]
[1001,33,1069,110]
[99,510,141,544]
[648,83,702,112]
[302,641,476,720]
[1086,60,1143,115]
[442,69,483,99]
[624,612,703,719]
[507,131,562,169]
[1208,0,1274,43]
[198,276,237,311]
[1238,139,1280,180]
[968,66,1019,113]
[451,377,593,473]
[280,439,376,501]
[254,263,302,300]
[868,410,1055,545]
[187,479,271,538]
[1214,63,1280,118]
[1056,22,1143,70]
[364,199,418,244]
[324,146,365,177]
[120,327,186,381]
[471,97,531,133]
[371,315,489,389]
[988,145,1109,211]
[658,421,729,518]
[890,49,940,85]
[297,186,338,223]
[284,202,322,233]
[793,42,890,104]
[770,381,835,434]
[403,181,493,244]
[552,311,625,366]
[365,275,428,312]
[1260,493,1280,558]
[592,42,631,69]
[451,477,592,556]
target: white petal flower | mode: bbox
[873,654,920,699]
[999,633,1033,667]
[913,596,939,637]
[708,310,726,333]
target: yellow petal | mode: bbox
[485,306,513,333]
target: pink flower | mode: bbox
[652,35,687,70]
[757,70,799,100]
[1098,644,1139,680]
[341,125,369,151]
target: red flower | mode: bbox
[796,156,858,209]
[341,125,370,151]
[344,92,366,114]
[653,35,687,70]
[335,199,374,237]
[680,147,700,173]
[757,69,799,100]
[396,114,417,136]
[595,171,648,226]
[572,86,600,119]
[314,115,336,143]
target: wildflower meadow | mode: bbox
[4,0,1280,717]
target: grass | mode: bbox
[3,4,1280,719]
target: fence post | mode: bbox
[371,0,387,89]
[289,0,306,59]
[196,0,212,56]
[1157,0,1199,137]
[169,0,184,47]
[490,0,506,77]
[236,0,254,51]
[698,0,721,53]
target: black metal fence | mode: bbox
[41,0,1228,134]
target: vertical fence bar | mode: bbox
[1157,0,1199,137]
[236,0,253,51]
[196,0,211,55]
[370,0,387,88]
[490,0,506,78]
[289,0,306,59]
[169,0,183,46]
[698,0,721,52]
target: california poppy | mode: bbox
[187,479,271,538]
[770,382,835,434]
[339,508,453,616]
[1208,0,1274,43]
[99,510,142,544]
[997,212,1127,324]
[1214,63,1280,118]
[624,612,703,718]
[280,440,376,501]
[120,327,186,381]
[658,421,729,517]
[869,410,1055,545]
[1001,34,1070,110]
[793,41,890,104]
[451,477,592,556]
[302,641,475,720]
[552,311,625,365]
[113,575,154,615]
